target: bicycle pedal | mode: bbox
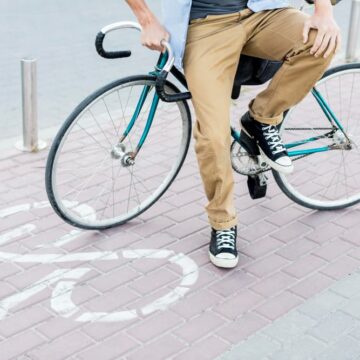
[239,130,260,156]
[247,174,267,199]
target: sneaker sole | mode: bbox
[209,252,239,269]
[241,125,294,175]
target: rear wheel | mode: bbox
[274,63,360,210]
[46,75,192,229]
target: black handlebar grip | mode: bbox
[155,71,192,103]
[95,32,131,59]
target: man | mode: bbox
[126,0,341,268]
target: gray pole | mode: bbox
[16,58,46,152]
[346,0,360,62]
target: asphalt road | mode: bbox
[0,0,353,143]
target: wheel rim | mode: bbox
[277,67,360,208]
[50,78,190,228]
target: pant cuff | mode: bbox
[209,215,238,230]
[249,100,283,125]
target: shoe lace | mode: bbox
[262,125,286,155]
[215,228,236,250]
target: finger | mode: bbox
[315,33,331,57]
[335,33,342,54]
[303,22,311,43]
[311,31,326,55]
[323,35,336,58]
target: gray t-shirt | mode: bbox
[190,0,248,21]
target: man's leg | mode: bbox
[242,7,335,124]
[183,10,252,268]
[236,7,335,174]
[183,11,250,230]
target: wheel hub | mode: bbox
[111,143,135,166]
[333,130,352,150]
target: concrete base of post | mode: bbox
[15,139,47,153]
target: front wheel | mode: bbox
[46,75,192,230]
[274,63,360,210]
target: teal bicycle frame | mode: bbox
[122,51,345,159]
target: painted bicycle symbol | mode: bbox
[0,202,199,322]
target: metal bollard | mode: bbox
[15,58,46,152]
[346,0,360,62]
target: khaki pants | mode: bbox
[183,7,334,230]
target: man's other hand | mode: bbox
[302,0,341,59]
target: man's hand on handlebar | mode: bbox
[141,18,170,53]
[125,0,170,52]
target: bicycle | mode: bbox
[45,21,360,230]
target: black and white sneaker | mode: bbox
[240,112,294,174]
[209,226,239,268]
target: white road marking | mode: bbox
[0,268,90,320]
[0,202,200,323]
[0,224,36,246]
[0,250,118,263]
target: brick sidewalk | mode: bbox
[1,90,360,359]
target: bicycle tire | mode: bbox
[45,75,192,229]
[273,62,360,210]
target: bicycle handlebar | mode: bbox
[95,21,192,103]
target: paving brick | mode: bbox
[240,220,278,243]
[306,222,346,244]
[77,333,139,360]
[272,221,313,243]
[255,291,302,321]
[266,207,304,227]
[127,311,183,343]
[341,226,360,246]
[174,311,225,343]
[238,206,272,227]
[213,289,264,320]
[0,306,51,337]
[282,254,327,279]
[250,272,294,297]
[168,230,209,255]
[0,330,46,360]
[331,272,360,298]
[36,316,83,340]
[127,334,185,360]
[320,255,360,279]
[217,312,269,344]
[129,268,180,295]
[174,335,229,360]
[165,202,204,223]
[209,270,257,298]
[262,310,316,344]
[312,239,353,261]
[241,236,283,259]
[298,289,347,320]
[83,286,138,314]
[308,310,359,343]
[300,210,341,228]
[139,201,175,222]
[165,189,204,208]
[131,216,175,238]
[29,331,94,360]
[220,333,280,360]
[89,266,140,293]
[269,335,327,360]
[333,209,360,229]
[290,273,333,299]
[340,295,360,319]
[244,254,290,278]
[165,217,208,239]
[172,290,222,319]
[276,238,318,261]
[316,335,360,360]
